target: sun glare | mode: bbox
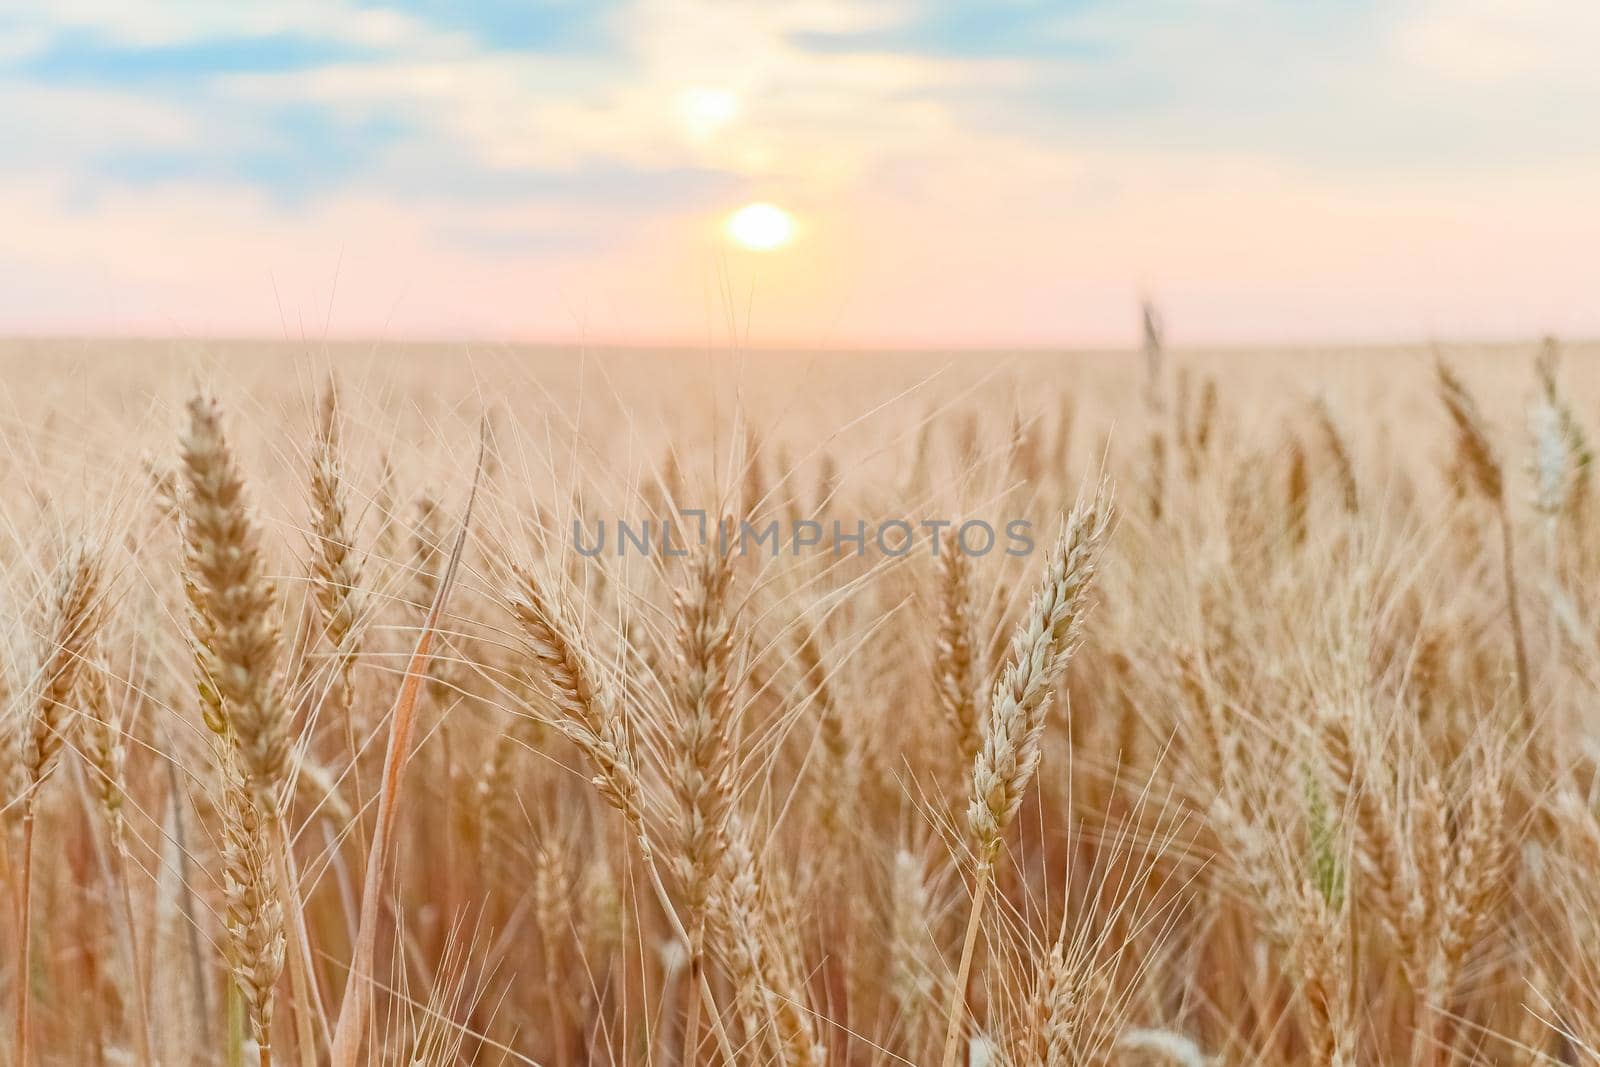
[679,87,738,140]
[726,202,795,251]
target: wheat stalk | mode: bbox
[83,660,156,1067]
[942,478,1115,1067]
[662,536,740,1065]
[14,541,105,1067]
[328,429,482,1066]
[1436,359,1532,715]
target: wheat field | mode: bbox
[0,338,1595,1066]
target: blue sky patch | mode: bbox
[90,105,411,204]
[16,30,378,86]
[794,0,1102,59]
[359,0,622,52]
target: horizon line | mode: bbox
[0,331,1584,356]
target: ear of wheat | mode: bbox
[888,848,943,1053]
[1313,397,1359,515]
[506,564,642,824]
[1436,359,1504,503]
[709,829,825,1067]
[664,537,738,917]
[660,536,741,1065]
[935,542,981,765]
[307,377,367,723]
[19,543,104,797]
[180,394,290,814]
[968,478,1115,858]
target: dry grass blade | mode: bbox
[328,425,485,1067]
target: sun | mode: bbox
[726,203,795,251]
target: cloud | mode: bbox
[830,1,1600,175]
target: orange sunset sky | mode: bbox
[2,1,1599,347]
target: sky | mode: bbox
[2,0,1599,348]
